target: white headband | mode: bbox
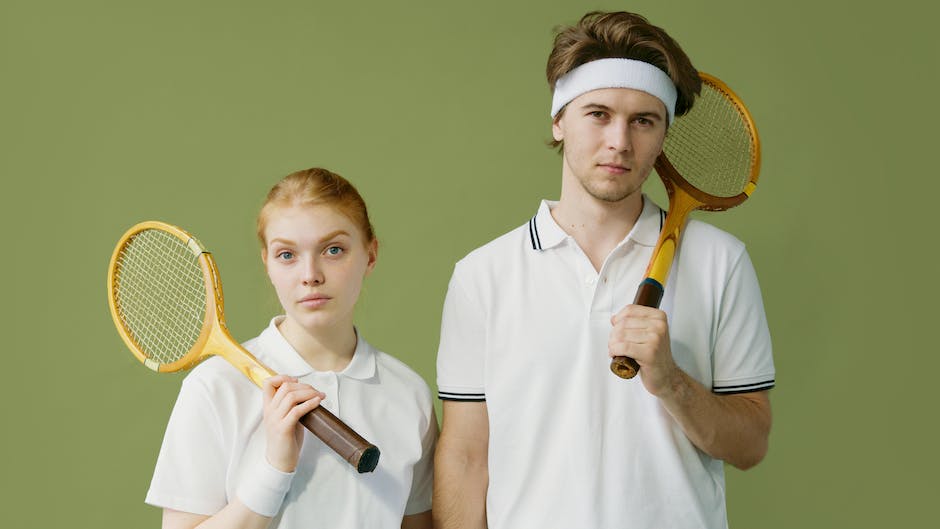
[550,58,677,123]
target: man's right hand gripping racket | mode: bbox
[107,221,381,472]
[610,72,762,379]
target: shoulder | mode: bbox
[450,220,531,285]
[369,346,433,405]
[458,221,529,266]
[179,336,264,402]
[684,219,746,252]
[679,219,749,267]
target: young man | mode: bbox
[434,11,775,529]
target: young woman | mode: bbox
[146,168,436,529]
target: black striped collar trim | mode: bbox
[528,196,665,251]
[528,216,542,250]
[631,196,666,247]
[527,200,567,251]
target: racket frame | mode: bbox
[610,72,762,379]
[108,221,380,472]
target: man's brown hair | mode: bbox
[547,11,701,122]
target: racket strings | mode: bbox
[663,83,756,198]
[113,230,207,365]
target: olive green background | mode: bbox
[2,0,937,526]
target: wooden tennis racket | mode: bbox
[611,72,762,379]
[107,220,381,472]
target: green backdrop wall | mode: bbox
[2,0,937,526]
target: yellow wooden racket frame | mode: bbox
[107,220,381,472]
[107,220,275,385]
[644,72,762,286]
[611,72,762,379]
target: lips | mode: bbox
[598,163,630,174]
[299,294,331,308]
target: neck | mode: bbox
[553,170,645,271]
[277,317,357,372]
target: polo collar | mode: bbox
[527,194,666,251]
[257,317,377,380]
[527,200,567,250]
[629,195,667,247]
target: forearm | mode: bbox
[163,501,272,529]
[432,436,488,529]
[402,510,433,529]
[656,370,772,470]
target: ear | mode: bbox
[364,238,378,276]
[260,247,272,279]
[552,114,565,142]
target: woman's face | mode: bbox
[262,204,376,336]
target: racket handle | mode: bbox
[300,407,381,473]
[610,278,665,379]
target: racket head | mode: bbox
[656,72,761,211]
[107,221,217,373]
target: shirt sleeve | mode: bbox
[145,375,229,515]
[711,248,776,394]
[436,265,487,401]
[404,399,439,515]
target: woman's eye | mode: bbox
[276,251,294,260]
[326,246,344,256]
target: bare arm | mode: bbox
[654,375,770,469]
[433,401,489,529]
[163,376,325,529]
[610,305,772,469]
[163,502,272,529]
[402,510,433,529]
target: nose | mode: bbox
[302,257,324,286]
[607,121,631,152]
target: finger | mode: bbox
[609,342,653,363]
[275,382,325,403]
[612,304,667,325]
[263,375,296,401]
[272,386,325,417]
[285,394,324,423]
[616,328,662,344]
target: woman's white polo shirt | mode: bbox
[146,317,436,527]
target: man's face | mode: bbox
[552,87,668,204]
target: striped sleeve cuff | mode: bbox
[712,379,775,394]
[438,390,486,402]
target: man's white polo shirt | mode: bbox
[146,317,436,527]
[437,196,774,529]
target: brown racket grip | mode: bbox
[610,278,665,379]
[300,407,380,473]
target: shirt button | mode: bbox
[584,274,596,285]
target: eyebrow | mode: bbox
[580,102,665,121]
[268,230,352,247]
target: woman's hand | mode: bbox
[262,375,325,472]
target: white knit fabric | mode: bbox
[551,58,677,122]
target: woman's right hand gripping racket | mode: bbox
[107,221,381,472]
[610,72,762,379]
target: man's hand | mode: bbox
[609,304,681,397]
